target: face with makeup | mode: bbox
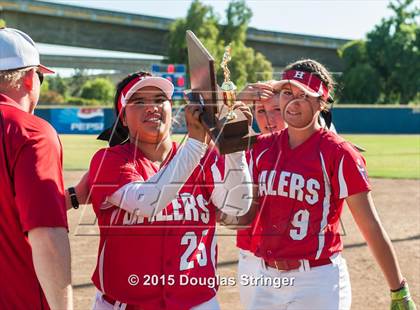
[122,86,172,144]
[254,94,286,134]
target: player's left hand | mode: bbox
[390,283,417,310]
[231,101,253,126]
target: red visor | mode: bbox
[281,70,331,102]
[117,75,144,119]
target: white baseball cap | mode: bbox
[0,27,54,73]
[119,75,174,107]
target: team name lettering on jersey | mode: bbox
[122,193,210,225]
[258,170,320,204]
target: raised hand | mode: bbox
[237,82,275,104]
[231,101,253,126]
[184,102,208,143]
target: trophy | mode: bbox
[220,45,237,121]
[186,30,258,154]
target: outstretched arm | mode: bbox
[347,191,403,289]
[103,103,208,218]
[347,191,416,309]
[104,137,207,217]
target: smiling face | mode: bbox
[122,86,172,144]
[278,83,322,129]
[254,94,286,134]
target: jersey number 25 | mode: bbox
[180,230,209,271]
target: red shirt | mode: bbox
[0,94,68,309]
[88,142,223,310]
[252,128,371,260]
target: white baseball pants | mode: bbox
[237,249,261,308]
[248,253,352,310]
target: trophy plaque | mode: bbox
[186,30,258,154]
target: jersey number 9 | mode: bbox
[290,209,309,240]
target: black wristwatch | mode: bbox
[68,187,80,209]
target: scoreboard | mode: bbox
[151,64,186,100]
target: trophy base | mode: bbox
[210,127,258,154]
[207,107,259,154]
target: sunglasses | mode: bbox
[36,70,44,85]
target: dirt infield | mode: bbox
[65,171,419,309]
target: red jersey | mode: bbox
[252,128,371,261]
[88,142,223,310]
[0,94,68,309]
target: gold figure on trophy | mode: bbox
[220,44,237,120]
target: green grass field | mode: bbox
[342,135,419,179]
[60,134,420,179]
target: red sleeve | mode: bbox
[331,142,372,200]
[88,147,143,213]
[14,129,67,232]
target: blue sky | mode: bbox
[42,0,394,40]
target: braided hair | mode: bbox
[284,59,335,128]
[284,59,335,96]
[97,71,152,146]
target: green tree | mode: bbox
[338,40,368,68]
[68,69,89,97]
[39,79,65,104]
[217,0,272,86]
[0,19,6,28]
[366,0,419,104]
[220,0,252,44]
[338,40,381,103]
[168,0,222,67]
[167,0,272,90]
[80,78,115,103]
[40,78,50,95]
[46,75,68,98]
[340,63,381,103]
[338,0,419,104]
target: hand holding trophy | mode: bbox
[186,31,258,154]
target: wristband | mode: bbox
[391,279,407,293]
[390,280,411,301]
[68,187,80,209]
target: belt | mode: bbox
[264,257,332,271]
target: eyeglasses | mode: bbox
[36,70,44,85]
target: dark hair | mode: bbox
[284,59,335,128]
[284,59,336,97]
[97,71,152,146]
